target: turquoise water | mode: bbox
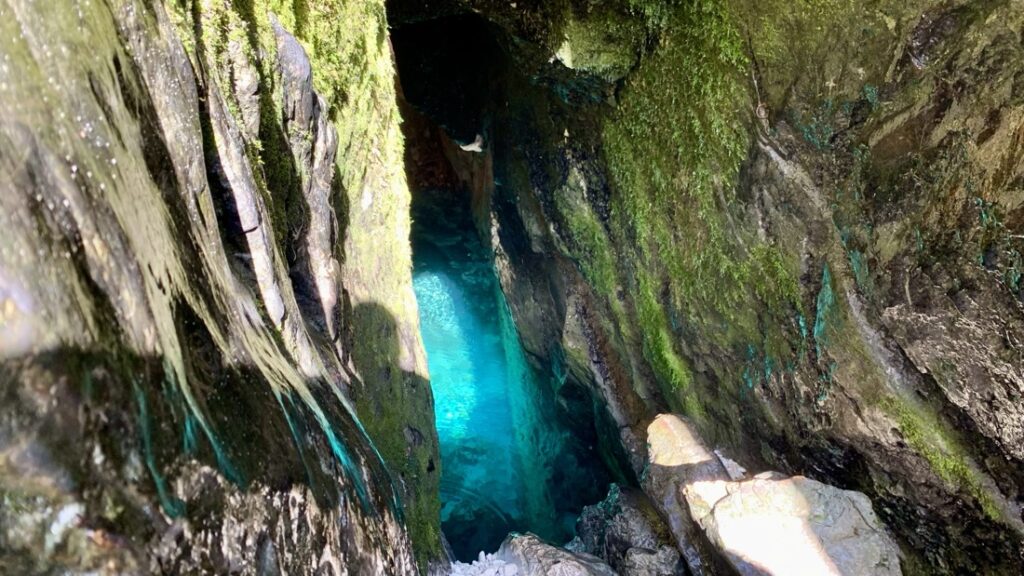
[411,191,610,559]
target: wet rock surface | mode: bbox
[272,16,344,345]
[0,0,431,573]
[4,0,1024,573]
[388,0,1024,571]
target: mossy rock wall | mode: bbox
[165,0,443,569]
[390,0,1024,572]
[0,0,442,572]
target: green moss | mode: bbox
[553,170,618,296]
[747,243,802,310]
[621,0,675,29]
[604,0,747,268]
[596,0,804,419]
[881,396,1001,521]
[635,272,704,422]
[176,0,396,240]
[165,0,197,54]
[727,0,889,106]
[555,5,645,81]
[166,0,441,567]
[603,0,801,323]
[350,304,441,569]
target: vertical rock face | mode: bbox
[0,0,439,573]
[388,0,1023,572]
[272,15,343,345]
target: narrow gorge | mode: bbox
[1,1,1022,575]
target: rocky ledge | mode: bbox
[450,412,901,576]
[643,414,902,576]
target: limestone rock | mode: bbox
[495,533,617,576]
[620,546,686,576]
[386,0,1024,570]
[272,15,344,343]
[572,484,683,575]
[644,415,902,576]
[0,0,425,572]
[703,475,902,576]
[226,37,261,140]
[643,414,731,574]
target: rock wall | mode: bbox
[389,0,1023,572]
[4,0,1022,572]
[0,0,441,572]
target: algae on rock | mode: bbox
[1,0,442,572]
[388,0,1024,571]
[169,0,444,568]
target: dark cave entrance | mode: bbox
[390,11,615,561]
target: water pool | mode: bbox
[411,192,610,559]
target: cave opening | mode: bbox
[390,11,615,561]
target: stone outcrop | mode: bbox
[449,415,900,576]
[644,414,902,576]
[448,534,618,576]
[703,474,902,576]
[569,484,684,575]
[387,0,1024,571]
[5,0,1024,572]
[0,0,439,573]
[272,15,344,346]
[495,533,616,576]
